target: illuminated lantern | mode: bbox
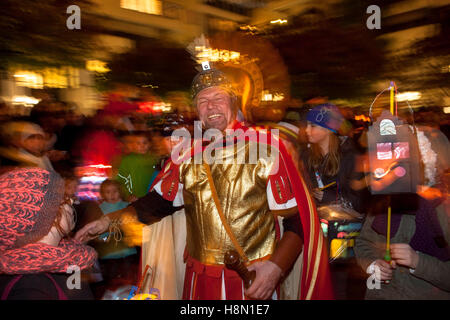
[367,110,422,195]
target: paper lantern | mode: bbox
[367,110,422,194]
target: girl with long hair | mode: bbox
[302,104,363,211]
[301,104,366,300]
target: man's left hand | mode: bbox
[245,260,282,300]
[390,243,419,269]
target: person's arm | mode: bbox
[75,190,182,242]
[392,205,450,291]
[270,231,303,277]
[354,214,395,281]
[339,151,364,212]
[130,190,182,224]
[354,215,384,270]
[245,209,303,300]
[271,211,304,275]
[411,251,450,291]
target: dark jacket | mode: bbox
[300,137,367,213]
[0,273,94,300]
[355,203,450,300]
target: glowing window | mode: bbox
[393,142,410,159]
[380,119,396,135]
[14,67,79,89]
[377,143,392,160]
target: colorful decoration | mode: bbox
[124,265,161,300]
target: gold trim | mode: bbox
[306,231,323,300]
[280,150,317,285]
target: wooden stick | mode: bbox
[390,81,395,115]
[385,82,395,264]
[386,206,392,260]
[136,264,150,294]
[319,181,336,191]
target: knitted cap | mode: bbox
[0,168,65,251]
[306,103,344,133]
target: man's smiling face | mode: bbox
[196,87,236,131]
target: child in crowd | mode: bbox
[99,179,129,215]
[95,180,139,295]
[121,132,147,155]
[63,174,79,204]
[115,132,158,202]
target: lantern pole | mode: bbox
[384,81,395,265]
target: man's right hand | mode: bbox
[373,259,396,281]
[75,216,111,243]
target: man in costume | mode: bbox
[76,67,333,300]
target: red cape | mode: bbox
[275,131,334,299]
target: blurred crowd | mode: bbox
[0,83,449,300]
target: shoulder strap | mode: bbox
[203,163,249,263]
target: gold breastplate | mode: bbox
[180,140,277,265]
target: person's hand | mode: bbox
[373,259,395,281]
[312,188,324,201]
[390,243,419,269]
[46,150,67,161]
[75,216,111,243]
[245,260,282,300]
[128,195,138,203]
